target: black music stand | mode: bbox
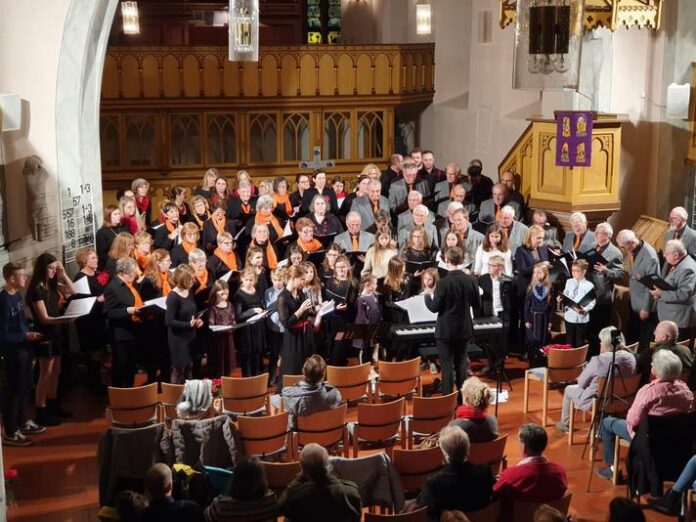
[334,322,392,364]
[477,338,511,418]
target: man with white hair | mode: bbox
[636,320,693,385]
[388,160,430,214]
[397,190,428,232]
[665,206,696,258]
[479,183,522,224]
[398,204,439,249]
[498,205,528,253]
[587,222,624,356]
[616,229,660,348]
[562,212,596,253]
[350,179,389,230]
[596,350,694,480]
[279,443,362,521]
[436,183,474,219]
[334,212,374,252]
[650,239,696,340]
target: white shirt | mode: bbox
[562,277,596,324]
[474,245,513,276]
[491,276,503,316]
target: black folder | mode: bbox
[405,259,437,274]
[559,288,597,309]
[638,274,677,291]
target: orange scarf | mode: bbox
[160,272,171,296]
[134,249,150,271]
[211,214,226,235]
[273,193,292,215]
[195,269,209,293]
[258,242,278,269]
[573,234,581,251]
[255,213,283,239]
[241,201,251,214]
[165,220,177,233]
[193,211,210,229]
[297,237,322,253]
[125,280,143,322]
[183,240,197,254]
[214,247,238,271]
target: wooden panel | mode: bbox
[299,54,316,96]
[223,61,240,97]
[404,53,414,93]
[374,54,390,95]
[415,53,424,92]
[280,55,299,96]
[121,55,140,98]
[579,136,611,194]
[162,55,181,97]
[356,55,373,95]
[261,55,279,97]
[142,55,159,98]
[102,56,119,99]
[318,54,334,96]
[182,55,200,97]
[391,53,402,94]
[202,55,221,97]
[538,134,568,198]
[242,61,260,97]
[336,54,354,96]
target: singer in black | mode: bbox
[425,246,481,394]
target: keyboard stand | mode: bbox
[477,336,512,418]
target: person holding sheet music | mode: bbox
[207,280,236,378]
[250,223,280,270]
[649,239,696,340]
[474,224,513,277]
[523,264,554,363]
[561,212,596,253]
[153,202,182,251]
[272,176,293,222]
[166,265,204,384]
[233,268,267,377]
[277,265,315,391]
[323,255,358,366]
[202,201,235,254]
[27,253,77,426]
[188,248,212,309]
[226,181,256,231]
[290,174,311,218]
[307,194,343,240]
[170,222,201,268]
[318,244,341,281]
[558,259,596,347]
[140,249,172,384]
[353,275,382,365]
[586,222,624,357]
[362,231,398,279]
[264,268,288,385]
[424,246,481,395]
[334,212,374,271]
[206,232,240,281]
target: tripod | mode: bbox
[584,331,631,492]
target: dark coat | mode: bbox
[424,270,481,340]
[103,276,141,341]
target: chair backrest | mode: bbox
[107,382,159,427]
[466,499,502,522]
[295,403,348,449]
[410,392,458,436]
[283,374,303,389]
[364,506,429,521]
[237,411,290,458]
[377,358,421,398]
[625,342,639,353]
[160,382,185,421]
[356,398,404,443]
[262,460,301,496]
[547,346,588,382]
[326,362,372,402]
[392,446,444,493]
[596,373,642,415]
[222,373,269,415]
[509,493,572,522]
[468,434,508,476]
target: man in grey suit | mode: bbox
[388,160,430,214]
[351,179,389,231]
[665,206,696,259]
[562,212,597,253]
[436,184,475,219]
[650,239,696,340]
[447,208,484,268]
[397,204,439,250]
[334,212,375,253]
[617,229,660,350]
[587,222,624,356]
[434,163,470,208]
[498,206,528,254]
[397,191,435,232]
[478,184,522,224]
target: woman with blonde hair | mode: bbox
[451,376,499,442]
[190,194,211,230]
[362,230,398,279]
[131,178,151,225]
[119,195,142,235]
[233,267,266,376]
[360,163,381,180]
[171,222,200,267]
[195,167,219,200]
[106,232,136,277]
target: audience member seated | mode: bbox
[440,510,472,522]
[278,443,362,522]
[412,425,493,521]
[116,490,148,522]
[648,453,696,516]
[138,463,205,522]
[637,320,693,385]
[205,457,278,522]
[281,355,342,425]
[596,350,695,481]
[450,377,499,442]
[608,497,646,522]
[533,504,567,522]
[556,327,636,433]
[493,423,568,503]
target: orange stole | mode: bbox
[297,237,322,253]
[160,272,172,296]
[255,213,283,239]
[134,249,150,271]
[182,240,197,255]
[165,220,177,233]
[126,281,144,322]
[214,248,238,271]
[195,269,209,293]
[211,215,226,235]
[273,193,292,215]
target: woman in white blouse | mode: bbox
[474,223,513,276]
[362,231,398,279]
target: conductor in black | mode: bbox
[425,246,482,394]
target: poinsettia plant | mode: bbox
[542,343,573,355]
[210,378,222,399]
[96,271,110,287]
[5,468,18,506]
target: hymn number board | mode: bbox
[60,183,96,267]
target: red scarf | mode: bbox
[214,247,238,271]
[455,405,488,421]
[135,195,149,214]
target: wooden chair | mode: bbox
[506,493,572,522]
[106,382,159,427]
[262,460,301,497]
[568,373,641,446]
[523,345,588,426]
[326,362,372,403]
[291,403,349,458]
[613,435,632,485]
[686,488,695,522]
[465,499,502,522]
[468,434,508,477]
[352,398,406,458]
[404,392,458,448]
[375,358,422,400]
[277,374,304,412]
[364,507,429,521]
[237,411,291,458]
[159,382,185,422]
[221,373,271,416]
[392,446,444,495]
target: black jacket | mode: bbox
[103,276,141,341]
[138,496,204,522]
[425,270,481,340]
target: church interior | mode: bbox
[0,0,695,521]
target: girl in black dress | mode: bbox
[140,249,172,384]
[233,268,267,377]
[202,200,235,254]
[165,265,203,384]
[402,226,432,294]
[207,280,236,378]
[277,265,314,391]
[245,246,269,296]
[194,167,219,200]
[323,254,358,366]
[380,256,412,360]
[96,205,127,270]
[524,263,554,364]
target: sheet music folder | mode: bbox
[638,274,677,291]
[559,288,596,309]
[394,294,437,323]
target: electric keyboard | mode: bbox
[391,316,504,341]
